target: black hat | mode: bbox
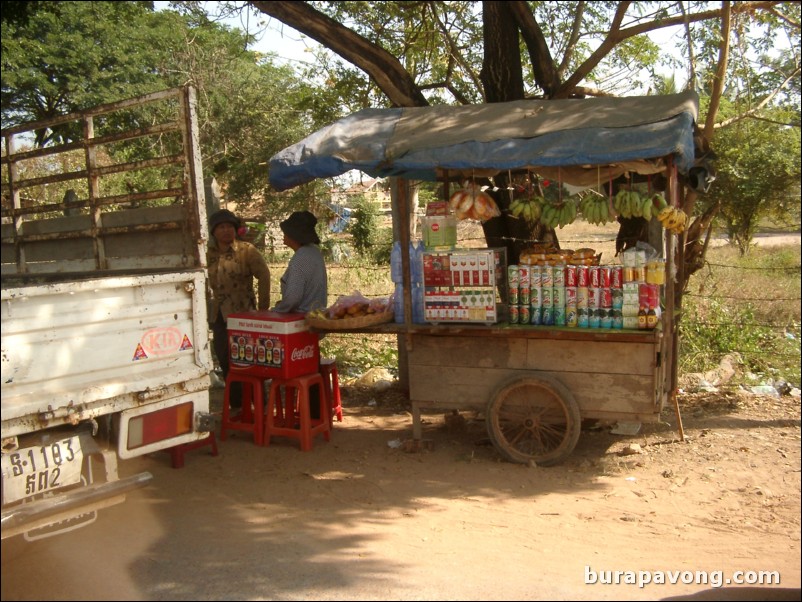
[280,211,320,245]
[209,209,240,234]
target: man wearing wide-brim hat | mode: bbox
[272,210,328,314]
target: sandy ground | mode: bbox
[1,383,799,601]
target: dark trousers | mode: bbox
[212,311,242,407]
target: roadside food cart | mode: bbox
[269,92,699,466]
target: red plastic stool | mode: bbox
[264,372,330,451]
[320,358,343,425]
[167,433,218,469]
[220,371,265,446]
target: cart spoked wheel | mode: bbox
[486,375,581,467]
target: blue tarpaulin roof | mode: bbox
[269,91,699,191]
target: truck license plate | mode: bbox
[1,436,84,505]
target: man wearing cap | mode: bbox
[207,209,271,407]
[272,210,328,314]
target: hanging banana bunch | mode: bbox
[508,185,544,225]
[657,204,689,234]
[539,198,578,229]
[579,193,615,226]
[613,188,648,219]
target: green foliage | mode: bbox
[681,244,801,388]
[701,103,801,254]
[347,195,381,257]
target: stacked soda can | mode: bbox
[530,265,543,325]
[611,265,624,328]
[553,262,566,326]
[519,265,531,325]
[576,265,589,327]
[588,266,601,328]
[541,262,554,325]
[507,265,519,323]
[565,264,578,327]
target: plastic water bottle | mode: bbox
[394,282,405,323]
[412,283,424,324]
[391,241,403,283]
[411,240,423,285]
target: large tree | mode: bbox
[0,1,332,219]
[245,0,800,391]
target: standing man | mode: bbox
[272,210,328,314]
[207,209,271,407]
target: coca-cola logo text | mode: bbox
[291,345,316,361]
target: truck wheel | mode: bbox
[486,375,581,467]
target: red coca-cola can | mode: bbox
[601,287,613,308]
[565,264,578,287]
[599,266,611,288]
[639,283,651,307]
[577,265,589,288]
[589,266,600,288]
[589,287,602,309]
[611,266,623,289]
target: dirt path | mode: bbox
[2,386,799,601]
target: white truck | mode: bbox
[1,86,214,540]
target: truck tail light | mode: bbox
[126,402,193,451]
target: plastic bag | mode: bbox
[326,291,391,320]
[448,181,501,222]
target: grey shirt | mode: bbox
[272,244,328,313]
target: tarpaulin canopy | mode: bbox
[269,91,699,191]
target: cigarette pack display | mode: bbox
[421,248,506,324]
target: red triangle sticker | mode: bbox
[180,335,193,351]
[132,344,148,361]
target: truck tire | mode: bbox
[486,374,581,467]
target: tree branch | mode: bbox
[249,0,429,107]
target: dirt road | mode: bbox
[2,385,800,601]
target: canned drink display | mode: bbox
[542,306,554,326]
[508,265,520,287]
[589,308,601,328]
[612,288,624,309]
[553,263,566,287]
[589,266,600,288]
[612,309,623,329]
[509,303,519,324]
[541,286,553,308]
[576,286,589,308]
[553,286,566,308]
[531,286,541,307]
[541,264,554,288]
[518,265,530,288]
[600,308,612,329]
[623,266,637,283]
[599,266,611,288]
[565,264,577,287]
[577,307,589,328]
[611,266,623,288]
[600,287,613,308]
[509,288,519,305]
[531,265,543,288]
[520,286,531,306]
[577,265,589,288]
[589,287,601,309]
[566,306,578,327]
[530,305,542,325]
[520,304,530,325]
[565,286,577,306]
[553,306,566,326]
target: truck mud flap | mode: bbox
[0,471,152,540]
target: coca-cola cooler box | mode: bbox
[227,311,319,379]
